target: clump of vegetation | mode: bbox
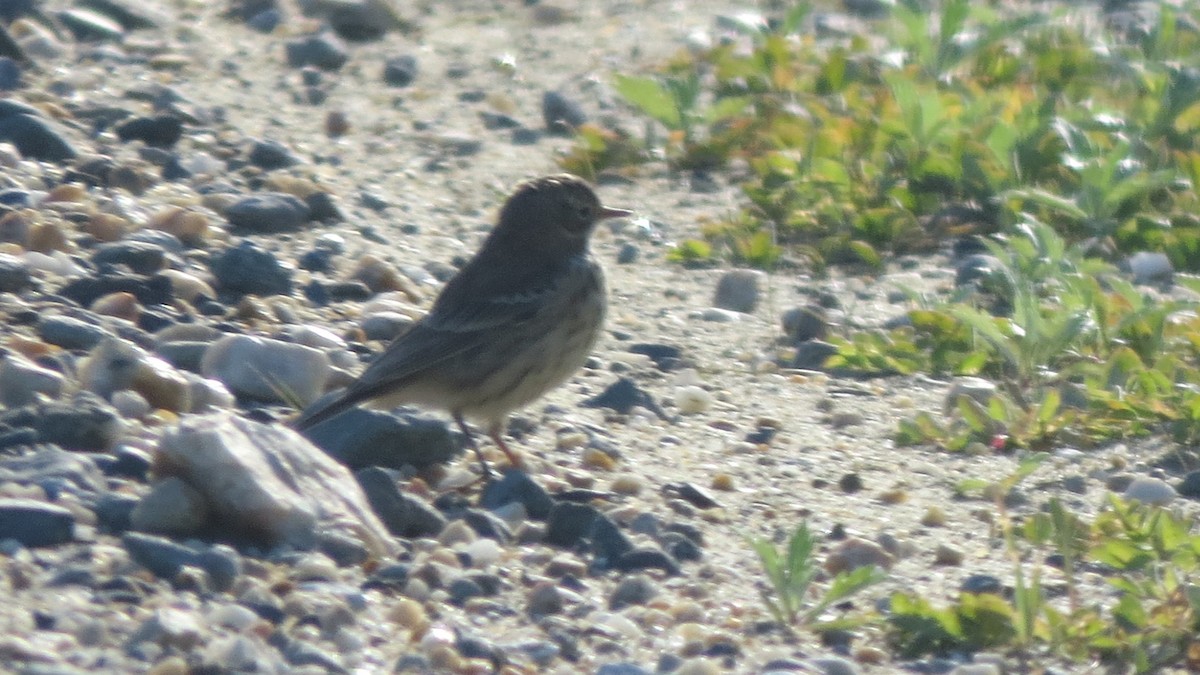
[605,0,1200,669]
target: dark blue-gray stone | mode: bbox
[382,55,418,86]
[285,33,348,71]
[57,272,173,307]
[248,139,298,170]
[93,493,138,533]
[0,57,20,90]
[459,509,511,544]
[317,529,369,567]
[0,252,30,292]
[544,502,600,548]
[115,114,182,148]
[0,394,122,452]
[223,192,309,230]
[0,498,75,546]
[0,113,76,161]
[210,240,294,296]
[614,547,681,576]
[122,531,200,578]
[356,467,446,538]
[657,530,700,562]
[588,512,632,561]
[224,192,310,232]
[37,314,110,350]
[0,446,107,502]
[92,240,167,275]
[447,577,484,606]
[542,90,586,134]
[480,470,554,520]
[305,408,459,470]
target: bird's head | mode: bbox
[493,174,631,258]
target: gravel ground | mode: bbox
[0,1,1195,674]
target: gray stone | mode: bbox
[0,112,76,161]
[209,241,295,296]
[201,334,331,405]
[303,407,459,469]
[713,268,764,313]
[155,413,395,554]
[0,252,30,292]
[356,467,447,537]
[38,314,110,350]
[1123,476,1176,506]
[225,192,310,232]
[0,498,75,546]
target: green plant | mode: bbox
[748,522,885,631]
[613,71,749,169]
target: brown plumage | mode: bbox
[293,174,630,475]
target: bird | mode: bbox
[293,174,631,476]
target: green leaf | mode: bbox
[1003,187,1088,220]
[614,74,681,129]
[705,95,750,123]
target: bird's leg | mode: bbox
[454,413,494,479]
[488,421,525,469]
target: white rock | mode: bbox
[155,413,394,554]
[200,334,332,405]
[1122,476,1176,506]
[208,604,261,632]
[160,269,216,303]
[184,373,235,411]
[111,390,151,419]
[460,538,502,567]
[0,351,65,407]
[697,308,742,323]
[131,476,209,536]
[1126,251,1172,285]
[279,324,346,351]
[22,250,83,276]
[675,386,712,414]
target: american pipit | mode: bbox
[294,174,630,475]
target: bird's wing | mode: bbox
[292,280,553,430]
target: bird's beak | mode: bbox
[599,206,633,220]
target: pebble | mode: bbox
[0,498,75,546]
[383,54,418,86]
[285,32,349,70]
[38,314,110,350]
[201,334,331,404]
[1125,251,1172,285]
[609,574,658,609]
[1122,476,1176,506]
[781,305,829,342]
[0,111,77,161]
[224,192,311,232]
[1178,470,1200,499]
[542,90,587,133]
[305,408,459,469]
[156,413,393,554]
[355,466,446,533]
[115,114,183,148]
[0,251,31,291]
[675,385,712,414]
[130,476,210,535]
[0,351,65,407]
[713,269,764,313]
[824,537,895,574]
